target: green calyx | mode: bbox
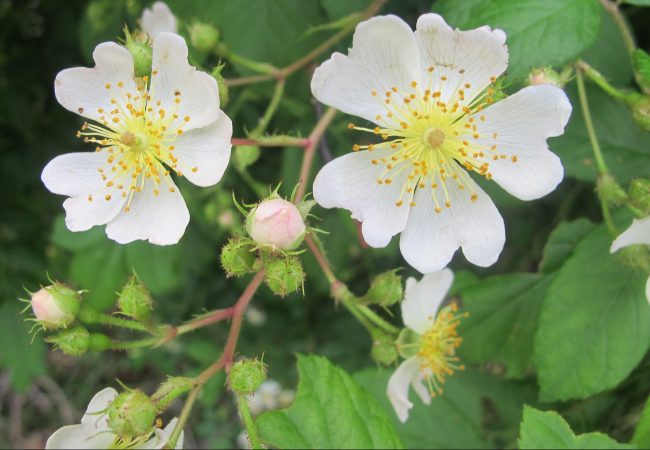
[221,237,258,277]
[229,358,268,394]
[263,255,305,297]
[370,329,399,366]
[123,27,152,78]
[45,325,90,356]
[107,390,157,438]
[361,270,403,307]
[117,273,153,325]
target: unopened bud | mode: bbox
[233,145,260,171]
[370,329,399,366]
[362,270,403,306]
[190,22,220,52]
[221,237,257,277]
[597,174,627,206]
[264,256,305,297]
[629,178,650,214]
[246,198,306,251]
[211,63,229,107]
[31,284,81,330]
[230,359,267,394]
[151,376,194,412]
[45,325,90,356]
[124,28,153,77]
[528,67,564,87]
[107,390,157,438]
[630,94,650,131]
[118,273,153,325]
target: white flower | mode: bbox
[141,2,177,41]
[311,14,571,273]
[45,388,184,449]
[387,269,465,422]
[42,32,232,245]
[611,217,650,303]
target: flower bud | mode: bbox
[107,390,157,438]
[630,94,650,132]
[45,325,90,356]
[370,329,399,366]
[629,178,650,214]
[230,359,267,394]
[117,273,153,325]
[263,256,305,297]
[124,28,153,78]
[362,270,403,307]
[190,22,220,52]
[151,376,195,412]
[31,284,81,330]
[246,199,306,251]
[597,174,627,207]
[221,237,257,277]
[211,63,229,107]
[528,67,563,87]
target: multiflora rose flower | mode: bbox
[141,1,177,41]
[387,269,466,422]
[45,388,184,449]
[311,14,571,273]
[42,32,232,245]
[611,216,650,303]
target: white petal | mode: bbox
[172,110,232,187]
[471,85,570,200]
[311,15,421,125]
[400,175,505,273]
[146,417,184,449]
[313,148,413,247]
[105,176,189,245]
[402,269,454,334]
[411,372,431,406]
[81,387,118,424]
[55,42,137,123]
[42,152,128,232]
[611,216,650,253]
[386,357,420,423]
[414,14,508,104]
[45,423,116,449]
[141,1,177,41]
[150,32,221,131]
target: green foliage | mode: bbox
[519,406,634,449]
[632,396,650,448]
[256,355,404,449]
[535,223,650,401]
[433,0,601,80]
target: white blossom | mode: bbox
[311,14,571,273]
[141,2,177,41]
[45,388,184,449]
[42,32,232,245]
[611,216,650,303]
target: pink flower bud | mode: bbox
[246,198,306,250]
[31,284,81,330]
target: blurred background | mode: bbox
[1,0,649,448]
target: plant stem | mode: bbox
[175,308,234,336]
[600,0,636,59]
[357,305,400,335]
[236,394,264,449]
[110,337,159,350]
[575,67,618,235]
[231,137,310,148]
[250,79,286,137]
[78,306,148,332]
[576,60,628,102]
[295,108,337,202]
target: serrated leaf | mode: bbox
[535,224,650,401]
[519,406,634,449]
[355,368,537,449]
[433,0,601,80]
[256,354,403,449]
[459,273,552,378]
[554,83,650,183]
[540,219,597,274]
[632,396,650,447]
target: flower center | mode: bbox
[416,302,467,397]
[348,66,517,212]
[75,75,197,211]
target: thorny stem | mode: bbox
[575,67,618,235]
[224,0,386,87]
[295,107,338,202]
[77,306,148,332]
[110,337,159,351]
[166,270,266,449]
[174,308,234,336]
[236,393,264,449]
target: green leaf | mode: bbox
[622,0,650,5]
[355,368,537,449]
[519,406,635,449]
[633,49,650,90]
[632,396,650,447]
[320,0,370,20]
[0,302,46,392]
[433,0,601,80]
[535,224,650,401]
[553,83,650,183]
[256,354,404,449]
[539,219,597,274]
[459,273,552,378]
